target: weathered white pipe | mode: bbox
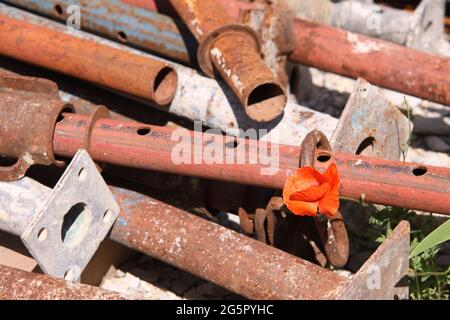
[0,178,50,235]
[278,0,449,58]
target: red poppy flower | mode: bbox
[282,163,340,217]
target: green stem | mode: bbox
[436,275,441,299]
[415,275,421,300]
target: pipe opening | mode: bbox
[246,83,285,122]
[54,4,64,15]
[137,127,151,136]
[61,202,91,248]
[56,106,74,123]
[412,166,427,176]
[153,67,177,105]
[0,156,18,167]
[356,137,376,156]
[116,31,128,43]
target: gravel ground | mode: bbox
[99,66,449,300]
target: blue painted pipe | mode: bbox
[2,0,196,63]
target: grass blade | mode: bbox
[410,220,450,258]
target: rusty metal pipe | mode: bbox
[290,19,450,107]
[53,113,450,214]
[1,0,197,65]
[169,0,286,121]
[109,185,345,300]
[0,14,178,106]
[0,176,344,299]
[0,4,337,145]
[125,0,450,106]
[0,264,128,300]
[0,177,409,299]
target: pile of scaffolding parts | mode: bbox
[0,0,449,300]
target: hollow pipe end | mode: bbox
[245,81,287,122]
[197,24,261,77]
[152,65,178,106]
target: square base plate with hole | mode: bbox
[20,149,120,281]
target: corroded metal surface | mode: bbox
[53,113,450,214]
[3,0,196,64]
[291,19,450,107]
[109,185,345,300]
[239,6,296,88]
[333,221,410,300]
[0,14,177,105]
[0,74,72,181]
[126,0,450,106]
[280,0,450,59]
[0,264,128,300]
[169,0,286,122]
[0,3,337,145]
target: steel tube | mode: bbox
[279,0,450,59]
[0,178,50,235]
[10,1,445,105]
[1,0,196,64]
[290,19,450,107]
[0,176,344,299]
[109,185,344,300]
[0,3,336,145]
[53,113,450,214]
[0,14,178,106]
[168,0,286,122]
[0,264,127,300]
[123,0,450,106]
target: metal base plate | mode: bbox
[21,149,119,281]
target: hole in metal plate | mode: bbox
[78,167,87,181]
[37,228,48,242]
[61,203,92,247]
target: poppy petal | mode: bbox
[285,199,319,216]
[318,185,340,216]
[282,175,297,204]
[292,167,320,190]
[289,183,330,202]
[322,163,339,188]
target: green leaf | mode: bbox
[410,220,450,258]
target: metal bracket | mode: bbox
[331,78,411,160]
[20,149,119,281]
[334,220,410,300]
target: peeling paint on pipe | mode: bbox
[2,0,197,64]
